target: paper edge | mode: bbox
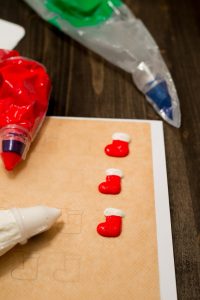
[150,122,177,300]
[47,116,161,124]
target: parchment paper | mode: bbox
[0,117,160,300]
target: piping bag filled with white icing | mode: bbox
[23,0,181,127]
[0,205,61,256]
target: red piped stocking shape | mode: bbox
[105,132,131,157]
[97,208,125,237]
[98,168,123,194]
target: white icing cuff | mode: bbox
[112,132,131,142]
[104,208,125,218]
[106,168,123,177]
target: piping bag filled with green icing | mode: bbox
[24,0,181,127]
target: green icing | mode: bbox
[45,0,122,27]
[48,16,61,29]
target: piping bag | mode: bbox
[24,0,181,127]
[0,49,51,171]
[0,205,61,256]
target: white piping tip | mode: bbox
[11,205,61,241]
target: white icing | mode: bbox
[106,168,123,177]
[112,132,131,142]
[104,208,125,217]
[0,210,22,254]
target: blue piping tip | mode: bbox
[146,80,173,120]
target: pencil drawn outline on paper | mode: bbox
[11,252,39,281]
[56,209,83,235]
[53,255,81,283]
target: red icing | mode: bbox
[0,49,51,170]
[97,215,122,237]
[1,152,21,171]
[0,49,19,62]
[98,175,121,194]
[104,140,129,157]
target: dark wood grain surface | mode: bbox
[1,0,200,299]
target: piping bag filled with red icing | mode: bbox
[0,49,51,171]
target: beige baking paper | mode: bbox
[0,118,160,300]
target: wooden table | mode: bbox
[1,0,200,299]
